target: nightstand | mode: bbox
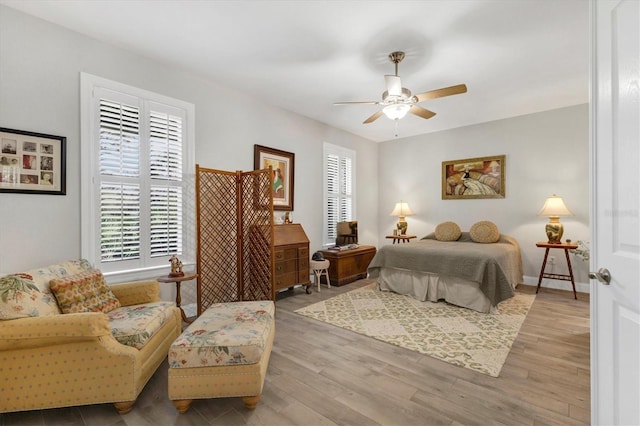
[535,242,578,299]
[386,235,416,244]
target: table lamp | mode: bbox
[390,201,414,235]
[538,194,573,244]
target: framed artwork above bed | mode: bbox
[442,154,505,200]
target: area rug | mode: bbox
[294,283,535,377]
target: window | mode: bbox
[323,142,356,246]
[81,74,195,281]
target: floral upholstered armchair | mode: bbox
[0,260,181,414]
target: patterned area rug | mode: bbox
[295,283,535,377]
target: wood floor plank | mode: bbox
[266,360,375,425]
[411,389,513,426]
[379,361,459,396]
[441,380,533,426]
[332,386,451,426]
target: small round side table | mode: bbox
[157,272,198,324]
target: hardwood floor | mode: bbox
[0,280,590,426]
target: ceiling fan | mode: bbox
[334,51,468,124]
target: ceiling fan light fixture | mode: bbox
[383,103,410,120]
[333,50,467,128]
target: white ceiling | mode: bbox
[1,0,589,142]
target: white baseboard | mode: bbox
[522,275,590,294]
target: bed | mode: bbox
[367,231,523,313]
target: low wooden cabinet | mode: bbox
[320,245,377,286]
[274,224,311,293]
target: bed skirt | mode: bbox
[376,267,498,313]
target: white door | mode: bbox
[591,1,640,425]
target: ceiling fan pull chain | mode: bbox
[394,119,400,138]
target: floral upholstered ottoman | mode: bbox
[168,300,275,413]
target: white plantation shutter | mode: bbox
[99,99,140,176]
[339,156,353,224]
[149,185,182,256]
[98,95,142,263]
[149,108,182,180]
[100,183,141,261]
[326,153,340,241]
[82,74,194,279]
[323,143,356,246]
[148,105,183,258]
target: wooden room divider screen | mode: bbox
[195,165,275,315]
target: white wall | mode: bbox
[0,6,379,277]
[378,104,590,291]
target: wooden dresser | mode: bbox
[273,224,311,293]
[319,245,377,286]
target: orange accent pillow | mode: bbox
[49,269,121,314]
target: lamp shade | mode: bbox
[383,104,410,120]
[538,195,573,217]
[390,201,414,217]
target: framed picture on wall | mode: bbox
[253,144,294,211]
[442,154,505,199]
[0,127,66,195]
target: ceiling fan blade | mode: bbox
[413,84,468,103]
[363,110,384,124]
[409,105,436,120]
[385,75,402,97]
[334,101,380,106]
